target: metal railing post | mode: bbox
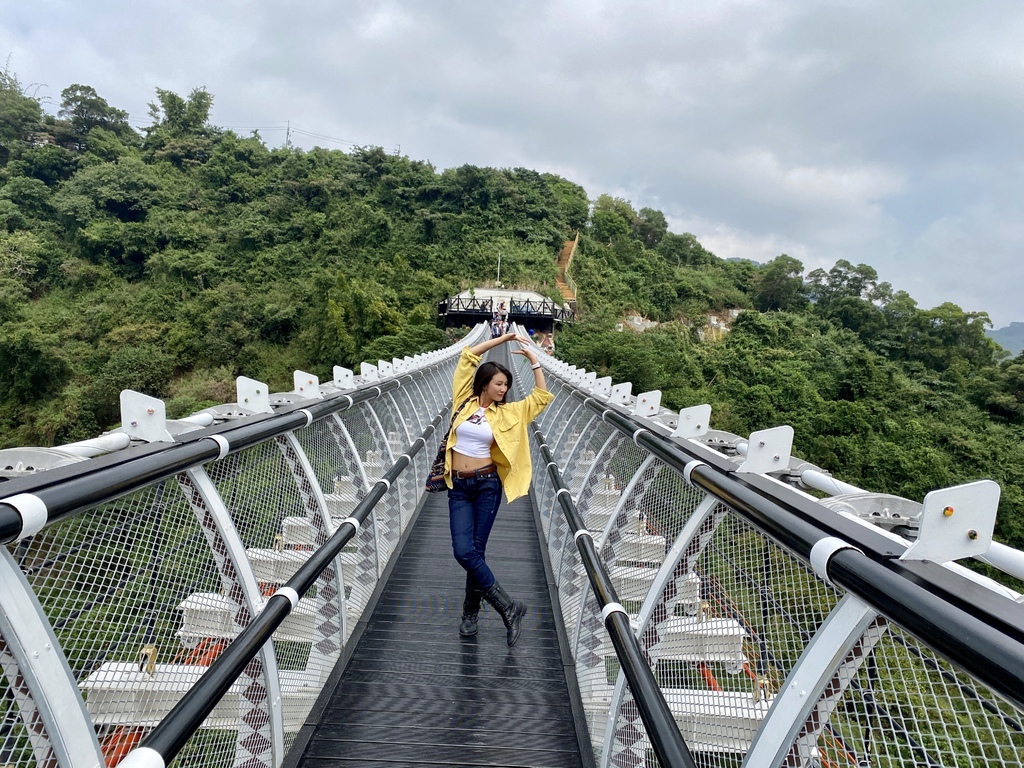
[0,549,104,767]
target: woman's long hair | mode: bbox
[473,362,513,405]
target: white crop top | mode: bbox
[453,407,494,458]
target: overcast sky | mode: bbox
[3,1,1022,326]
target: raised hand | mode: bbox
[509,335,538,364]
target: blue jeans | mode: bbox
[448,474,502,591]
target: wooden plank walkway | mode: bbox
[286,490,588,768]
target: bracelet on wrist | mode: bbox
[531,363,541,370]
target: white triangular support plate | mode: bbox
[120,391,173,443]
[377,360,394,378]
[634,390,661,417]
[609,382,632,405]
[360,362,379,382]
[737,426,794,474]
[672,404,711,439]
[333,366,354,390]
[582,371,597,388]
[293,371,322,399]
[901,480,1000,563]
[237,377,273,414]
[593,377,612,398]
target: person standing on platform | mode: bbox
[442,331,553,646]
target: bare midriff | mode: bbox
[451,450,495,473]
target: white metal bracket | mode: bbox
[360,362,379,382]
[581,371,597,389]
[236,376,273,414]
[333,366,354,390]
[901,480,1000,563]
[609,382,632,405]
[671,404,711,439]
[377,360,394,378]
[592,376,612,398]
[737,425,794,474]
[633,390,661,417]
[293,370,322,399]
[119,391,174,443]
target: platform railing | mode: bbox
[526,342,1024,768]
[0,326,487,768]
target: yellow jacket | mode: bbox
[444,347,554,502]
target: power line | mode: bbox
[121,116,398,152]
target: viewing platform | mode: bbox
[439,288,574,332]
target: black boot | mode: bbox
[460,577,482,637]
[482,581,527,647]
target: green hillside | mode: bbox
[2,73,1023,554]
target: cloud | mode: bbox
[1,0,1022,325]
[900,198,1024,326]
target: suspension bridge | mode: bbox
[0,323,1021,768]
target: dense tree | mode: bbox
[635,207,668,249]
[0,65,42,165]
[806,259,892,310]
[749,254,806,312]
[58,84,133,143]
[590,195,636,244]
[0,324,70,403]
[905,303,998,372]
[145,87,217,167]
[657,231,716,267]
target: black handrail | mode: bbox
[566,390,1024,714]
[568,389,1024,645]
[532,428,698,768]
[128,409,446,763]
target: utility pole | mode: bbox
[285,120,292,149]
[497,251,502,287]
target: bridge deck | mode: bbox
[287,491,587,767]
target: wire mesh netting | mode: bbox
[805,625,1024,768]
[335,406,397,584]
[0,357,459,768]
[8,481,243,767]
[529,380,1024,768]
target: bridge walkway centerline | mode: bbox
[285,487,589,767]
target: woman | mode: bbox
[443,331,554,646]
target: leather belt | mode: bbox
[451,464,498,480]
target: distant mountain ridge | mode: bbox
[988,322,1024,356]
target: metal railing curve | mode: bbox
[119,411,444,767]
[531,428,697,768]
[580,402,1024,714]
[525,342,1024,768]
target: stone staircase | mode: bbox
[556,231,579,303]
